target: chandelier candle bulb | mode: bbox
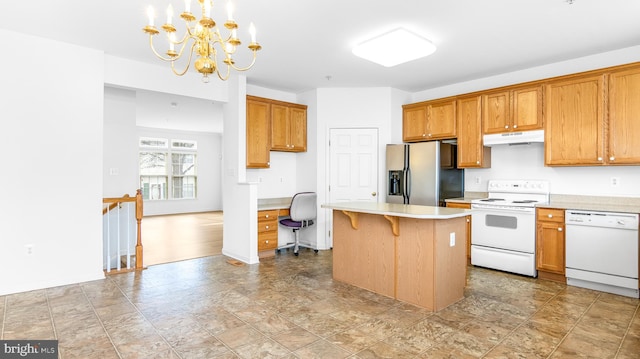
[147,6,155,26]
[227,1,234,21]
[204,0,212,18]
[249,22,256,43]
[166,4,174,25]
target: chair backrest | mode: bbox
[289,192,317,222]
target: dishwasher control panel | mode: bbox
[565,210,639,230]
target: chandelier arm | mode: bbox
[171,42,199,76]
[228,51,258,72]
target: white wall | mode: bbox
[0,29,105,295]
[103,87,139,198]
[464,144,640,197]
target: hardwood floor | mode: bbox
[141,211,223,266]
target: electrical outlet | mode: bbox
[611,177,620,187]
[474,176,481,185]
[449,233,455,247]
[25,244,33,255]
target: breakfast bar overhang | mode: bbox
[322,202,471,311]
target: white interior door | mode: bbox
[327,128,379,247]
[329,128,379,202]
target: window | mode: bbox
[139,137,197,201]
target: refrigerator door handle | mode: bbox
[404,168,411,204]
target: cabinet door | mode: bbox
[457,96,490,168]
[289,107,307,152]
[536,221,565,274]
[427,100,456,139]
[246,98,271,168]
[608,67,640,164]
[482,91,510,134]
[270,103,290,151]
[545,75,605,166]
[403,105,428,142]
[512,86,543,132]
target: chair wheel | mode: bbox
[314,250,319,254]
[294,252,299,256]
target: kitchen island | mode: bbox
[322,202,471,311]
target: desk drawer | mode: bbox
[258,210,279,222]
[258,231,278,251]
[258,219,278,233]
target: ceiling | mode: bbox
[2,0,640,95]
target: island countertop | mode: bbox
[322,202,471,219]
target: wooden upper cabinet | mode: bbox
[402,98,456,142]
[246,97,271,168]
[402,104,428,141]
[427,99,456,138]
[608,66,640,164]
[545,74,605,166]
[483,85,542,134]
[271,102,307,152]
[457,96,491,168]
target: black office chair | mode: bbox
[279,192,317,256]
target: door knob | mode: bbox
[372,192,377,197]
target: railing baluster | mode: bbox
[102,191,143,273]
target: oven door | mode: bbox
[471,205,536,253]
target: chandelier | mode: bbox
[143,0,261,83]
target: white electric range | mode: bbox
[471,180,550,277]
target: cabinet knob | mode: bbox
[558,227,563,232]
[505,125,509,129]
[610,156,615,161]
[476,161,480,164]
[371,192,377,197]
[597,157,602,161]
[265,214,269,218]
[466,218,470,223]
[513,125,518,129]
[548,214,553,218]
[266,225,270,229]
[428,133,432,137]
[422,134,426,137]
[265,240,269,244]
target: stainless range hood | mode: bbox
[483,129,544,146]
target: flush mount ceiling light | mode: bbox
[352,28,436,67]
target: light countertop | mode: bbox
[322,202,471,219]
[257,197,291,211]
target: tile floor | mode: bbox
[1,250,639,358]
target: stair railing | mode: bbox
[102,189,143,273]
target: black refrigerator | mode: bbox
[386,141,464,206]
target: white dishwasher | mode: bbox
[565,210,639,298]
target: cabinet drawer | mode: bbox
[537,208,564,223]
[446,202,471,209]
[258,219,278,233]
[258,210,279,222]
[258,231,278,251]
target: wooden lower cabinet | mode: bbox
[536,208,566,282]
[446,202,472,263]
[258,209,279,257]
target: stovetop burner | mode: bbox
[471,180,550,208]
